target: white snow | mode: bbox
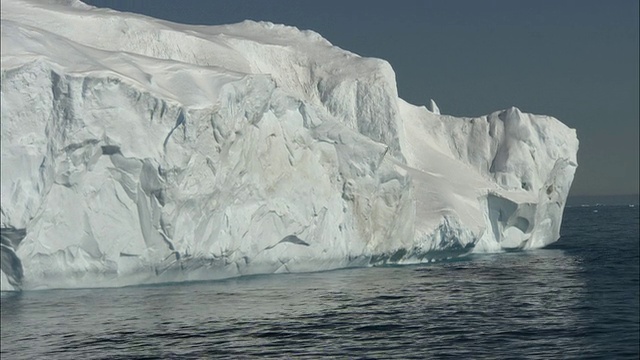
[428,99,440,115]
[0,0,578,291]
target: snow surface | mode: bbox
[0,0,578,291]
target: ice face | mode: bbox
[0,0,578,291]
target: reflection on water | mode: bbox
[1,206,639,359]
[0,251,610,358]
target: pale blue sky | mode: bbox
[85,0,639,196]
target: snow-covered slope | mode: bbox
[0,0,578,291]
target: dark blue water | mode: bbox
[1,206,638,359]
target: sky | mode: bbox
[84,0,639,197]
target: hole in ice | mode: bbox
[0,245,23,288]
[119,252,139,257]
[279,235,309,246]
[512,216,530,233]
[0,228,26,249]
[389,249,407,262]
[1,227,26,287]
[101,145,121,155]
[265,235,310,250]
[546,184,554,195]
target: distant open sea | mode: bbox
[1,205,639,359]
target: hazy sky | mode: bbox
[85,0,639,196]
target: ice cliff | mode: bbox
[0,0,578,291]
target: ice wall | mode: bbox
[0,0,578,290]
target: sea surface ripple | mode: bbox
[1,206,638,359]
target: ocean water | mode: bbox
[1,205,638,359]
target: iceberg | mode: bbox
[0,0,578,291]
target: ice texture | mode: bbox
[0,0,578,291]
